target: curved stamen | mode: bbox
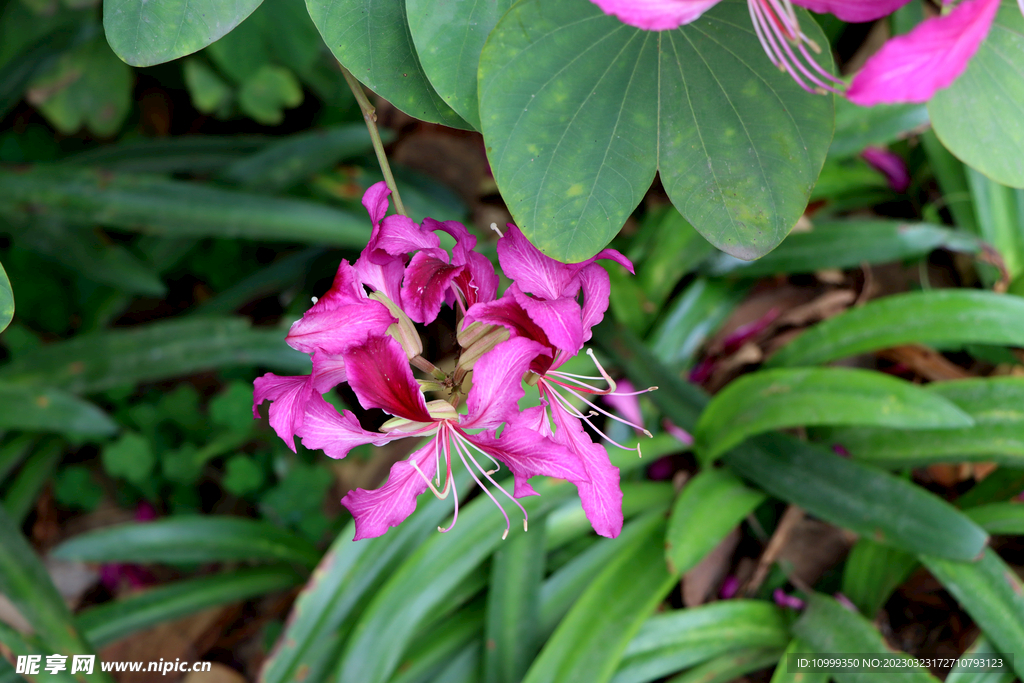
[451,430,530,537]
[438,471,460,533]
[548,380,653,438]
[749,0,841,94]
[544,385,639,453]
[450,436,512,539]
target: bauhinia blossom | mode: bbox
[255,182,650,540]
[588,0,907,93]
[846,0,1012,105]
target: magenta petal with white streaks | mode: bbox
[400,251,464,324]
[285,299,395,355]
[588,0,721,29]
[252,373,313,451]
[343,335,432,422]
[846,0,1000,105]
[791,0,911,22]
[462,337,551,429]
[341,441,438,540]
[296,394,404,460]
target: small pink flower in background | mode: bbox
[255,182,652,540]
[773,588,806,610]
[847,0,1004,105]
[834,592,858,612]
[719,575,740,599]
[861,147,911,193]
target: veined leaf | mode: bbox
[103,0,265,67]
[51,516,321,568]
[695,367,974,461]
[792,593,940,683]
[0,383,118,435]
[930,1,1024,188]
[522,518,675,683]
[665,468,765,576]
[612,601,788,683]
[841,539,918,618]
[486,523,545,683]
[0,317,308,394]
[0,166,369,246]
[478,0,833,262]
[767,290,1024,368]
[77,566,304,647]
[305,0,468,128]
[391,603,484,683]
[921,549,1024,680]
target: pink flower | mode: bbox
[847,0,1005,105]
[297,334,587,540]
[861,147,911,193]
[589,0,854,93]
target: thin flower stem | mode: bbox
[339,63,408,217]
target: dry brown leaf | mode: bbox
[877,346,971,381]
[683,529,740,607]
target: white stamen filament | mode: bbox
[748,0,843,94]
[451,429,529,538]
[544,385,638,453]
[489,222,504,238]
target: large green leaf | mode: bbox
[0,166,369,246]
[485,523,545,683]
[930,1,1024,188]
[593,322,990,561]
[405,0,513,129]
[0,505,111,683]
[0,317,308,393]
[77,566,304,647]
[767,290,1024,367]
[612,601,788,683]
[522,519,675,683]
[695,367,974,461]
[965,502,1024,534]
[824,377,1024,467]
[51,516,320,568]
[921,549,1024,680]
[664,468,765,576]
[792,593,939,683]
[304,0,468,128]
[0,382,117,436]
[337,480,574,683]
[102,0,265,67]
[705,220,983,278]
[478,0,833,262]
[0,260,12,334]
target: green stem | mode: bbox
[339,64,408,217]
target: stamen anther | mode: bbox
[490,222,504,238]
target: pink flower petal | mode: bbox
[343,335,432,422]
[355,253,406,304]
[362,181,391,227]
[593,247,634,275]
[286,299,396,355]
[253,373,314,451]
[846,0,1000,105]
[603,380,645,430]
[366,214,440,264]
[311,351,348,394]
[861,146,911,193]
[296,394,403,460]
[547,398,623,538]
[579,264,611,343]
[462,338,551,429]
[498,224,581,300]
[464,406,588,498]
[341,440,438,540]
[400,251,465,324]
[588,0,721,30]
[791,0,912,23]
[513,285,586,356]
[465,294,551,348]
[307,260,366,316]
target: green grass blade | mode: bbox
[841,539,918,618]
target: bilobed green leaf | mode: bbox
[304,0,469,128]
[792,593,940,683]
[665,468,765,576]
[0,382,117,435]
[338,481,575,683]
[52,516,320,568]
[0,166,370,246]
[27,36,131,136]
[0,317,308,393]
[706,221,983,278]
[486,523,546,683]
[767,290,1024,368]
[841,539,918,618]
[405,0,512,129]
[930,1,1024,188]
[0,505,111,683]
[0,260,12,334]
[695,367,974,461]
[479,0,833,262]
[522,519,675,683]
[921,550,1024,680]
[77,566,304,647]
[830,98,929,158]
[102,0,265,67]
[824,377,1024,467]
[612,601,788,683]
